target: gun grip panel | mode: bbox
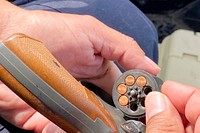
[0,34,117,133]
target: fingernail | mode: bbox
[145,92,167,122]
[145,56,160,72]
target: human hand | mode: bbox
[1,1,160,94]
[0,82,66,133]
[0,1,160,133]
[145,81,200,133]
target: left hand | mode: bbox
[0,2,160,133]
[1,7,160,94]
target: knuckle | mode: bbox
[121,33,136,44]
[146,113,182,133]
[83,15,97,23]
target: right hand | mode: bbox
[145,81,200,133]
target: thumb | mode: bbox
[145,92,184,133]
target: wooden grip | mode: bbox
[0,34,117,132]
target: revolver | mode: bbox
[0,34,162,133]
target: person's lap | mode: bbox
[0,0,158,132]
[13,0,159,63]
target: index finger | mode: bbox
[162,81,200,126]
[87,18,160,75]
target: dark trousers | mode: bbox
[13,0,159,63]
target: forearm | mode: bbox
[0,1,29,40]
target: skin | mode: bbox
[0,1,159,94]
[0,1,160,133]
[1,2,200,133]
[145,81,200,133]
